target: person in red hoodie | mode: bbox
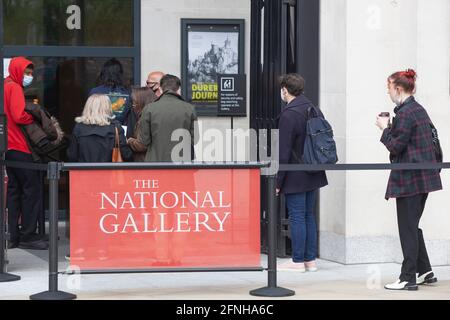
[4,57,48,250]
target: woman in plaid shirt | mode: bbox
[376,69,442,291]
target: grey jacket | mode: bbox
[138,92,199,162]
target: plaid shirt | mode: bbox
[381,96,442,200]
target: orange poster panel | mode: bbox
[69,169,260,270]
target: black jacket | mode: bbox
[123,107,138,139]
[277,95,328,194]
[67,121,133,163]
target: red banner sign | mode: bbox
[69,169,260,270]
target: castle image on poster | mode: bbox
[187,32,239,104]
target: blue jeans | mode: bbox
[285,191,318,263]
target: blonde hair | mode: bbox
[76,94,113,126]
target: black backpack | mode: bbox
[302,106,338,165]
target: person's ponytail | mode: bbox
[388,69,417,93]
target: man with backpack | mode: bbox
[277,73,336,272]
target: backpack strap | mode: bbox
[282,105,321,164]
[430,122,439,142]
[307,106,321,119]
[114,125,120,149]
[287,105,320,120]
[430,122,437,132]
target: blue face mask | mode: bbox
[23,75,33,87]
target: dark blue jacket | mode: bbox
[277,95,328,194]
[89,85,132,124]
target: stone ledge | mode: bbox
[319,231,450,266]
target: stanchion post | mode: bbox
[30,162,76,300]
[38,169,45,236]
[250,174,295,297]
[0,0,20,282]
[0,163,21,282]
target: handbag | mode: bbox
[430,123,443,172]
[112,126,123,163]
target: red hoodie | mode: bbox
[4,57,34,154]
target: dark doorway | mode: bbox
[23,57,135,137]
[250,0,320,257]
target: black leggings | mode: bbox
[396,193,432,283]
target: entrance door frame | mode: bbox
[250,0,321,257]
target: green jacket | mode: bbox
[138,92,198,162]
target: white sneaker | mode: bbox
[417,271,437,285]
[305,261,318,272]
[278,261,306,273]
[384,279,418,291]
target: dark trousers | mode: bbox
[6,150,43,243]
[396,193,432,283]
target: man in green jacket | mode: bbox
[139,74,198,162]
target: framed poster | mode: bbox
[181,19,245,116]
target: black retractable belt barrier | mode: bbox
[30,162,76,300]
[0,161,49,283]
[0,0,17,283]
[29,162,272,300]
[279,162,450,172]
[25,161,448,299]
[250,174,295,297]
[0,161,21,283]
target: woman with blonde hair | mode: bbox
[67,94,133,162]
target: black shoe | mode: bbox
[7,241,19,250]
[18,239,49,250]
[417,271,438,285]
[38,234,60,241]
[39,234,49,241]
